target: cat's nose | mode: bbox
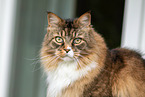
[64,49,70,53]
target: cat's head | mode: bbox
[40,12,107,70]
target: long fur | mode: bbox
[40,12,145,97]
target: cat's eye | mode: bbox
[73,38,82,44]
[55,36,63,43]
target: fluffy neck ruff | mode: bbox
[46,60,97,97]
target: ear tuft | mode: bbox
[47,12,62,26]
[77,12,91,27]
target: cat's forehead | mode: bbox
[64,19,75,29]
[48,19,89,39]
[59,28,86,39]
[61,19,77,36]
[62,19,88,37]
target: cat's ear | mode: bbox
[47,12,63,27]
[76,12,91,27]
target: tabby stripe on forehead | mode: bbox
[70,29,74,36]
[65,28,68,36]
[75,32,79,37]
[60,30,65,36]
[62,30,65,36]
[59,31,62,36]
[72,31,76,37]
[60,31,63,36]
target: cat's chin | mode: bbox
[61,56,74,62]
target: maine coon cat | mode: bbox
[40,12,145,97]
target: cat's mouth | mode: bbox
[61,54,75,61]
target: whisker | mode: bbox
[29,55,51,68]
[25,58,39,61]
[32,64,43,72]
[45,56,60,70]
[29,54,52,72]
[40,55,51,59]
[32,59,40,65]
[29,59,41,73]
[25,53,51,61]
[50,56,60,65]
[79,54,84,58]
[45,56,58,67]
[74,57,84,69]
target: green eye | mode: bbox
[74,38,82,44]
[55,36,63,43]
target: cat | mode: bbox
[40,12,145,97]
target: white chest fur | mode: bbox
[46,61,97,97]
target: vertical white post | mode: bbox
[121,0,145,58]
[121,0,143,49]
[140,1,145,56]
[0,0,17,97]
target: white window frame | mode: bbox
[0,0,17,97]
[121,0,145,58]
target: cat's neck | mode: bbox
[46,60,98,97]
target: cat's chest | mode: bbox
[46,61,97,97]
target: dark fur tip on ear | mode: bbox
[86,10,91,14]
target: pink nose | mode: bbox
[64,49,70,53]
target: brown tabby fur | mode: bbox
[40,12,145,97]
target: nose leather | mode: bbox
[64,49,70,53]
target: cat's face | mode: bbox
[47,30,89,61]
[41,12,106,70]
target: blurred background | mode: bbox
[0,0,145,97]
